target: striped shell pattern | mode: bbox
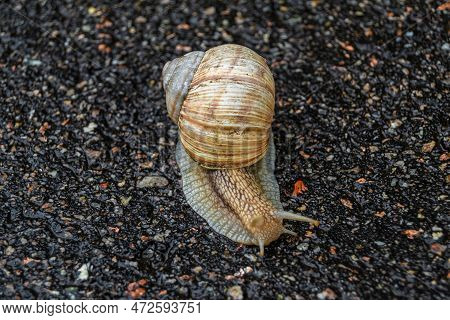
[163,44,275,169]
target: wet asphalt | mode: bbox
[0,0,448,299]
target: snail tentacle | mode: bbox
[282,228,298,236]
[275,211,320,226]
[258,239,265,257]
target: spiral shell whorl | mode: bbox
[162,51,205,123]
[180,44,275,169]
[164,44,275,169]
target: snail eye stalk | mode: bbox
[275,211,319,227]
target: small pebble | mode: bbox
[83,122,98,133]
[137,176,169,188]
[227,285,243,300]
[77,264,89,281]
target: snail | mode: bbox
[162,44,318,256]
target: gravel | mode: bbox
[0,1,448,299]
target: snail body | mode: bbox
[163,44,318,255]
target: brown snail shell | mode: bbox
[163,44,275,169]
[163,44,318,256]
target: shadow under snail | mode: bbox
[162,44,319,256]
